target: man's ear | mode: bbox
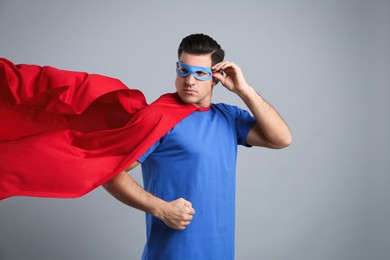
[212,77,220,86]
[212,72,221,86]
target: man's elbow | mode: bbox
[272,133,292,149]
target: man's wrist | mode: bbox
[236,85,257,99]
[148,198,167,219]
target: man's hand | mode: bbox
[158,198,195,230]
[212,61,250,94]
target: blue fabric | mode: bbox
[138,103,256,260]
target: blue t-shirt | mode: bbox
[138,103,256,260]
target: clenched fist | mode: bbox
[159,198,195,230]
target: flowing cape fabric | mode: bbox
[0,58,198,200]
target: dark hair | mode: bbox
[178,33,225,65]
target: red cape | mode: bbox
[0,58,198,199]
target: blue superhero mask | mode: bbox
[176,61,213,81]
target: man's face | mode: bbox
[175,52,214,108]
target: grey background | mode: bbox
[0,0,389,259]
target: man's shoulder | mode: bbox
[212,102,247,116]
[212,102,237,110]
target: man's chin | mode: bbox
[178,93,197,105]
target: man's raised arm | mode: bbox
[212,61,292,148]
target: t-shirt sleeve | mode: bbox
[216,103,256,146]
[137,139,161,163]
[235,107,256,146]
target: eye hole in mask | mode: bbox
[176,62,212,81]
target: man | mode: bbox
[103,33,291,259]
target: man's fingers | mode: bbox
[187,206,195,215]
[180,198,192,207]
[178,198,195,215]
[182,213,193,221]
[212,71,225,81]
[212,61,235,72]
[171,218,192,230]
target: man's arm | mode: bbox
[103,161,195,230]
[212,61,292,148]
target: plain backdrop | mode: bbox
[1,0,389,259]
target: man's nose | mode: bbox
[185,73,196,84]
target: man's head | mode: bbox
[175,34,224,108]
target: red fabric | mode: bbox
[0,58,198,199]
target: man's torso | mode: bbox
[139,103,255,260]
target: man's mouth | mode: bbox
[183,88,196,93]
